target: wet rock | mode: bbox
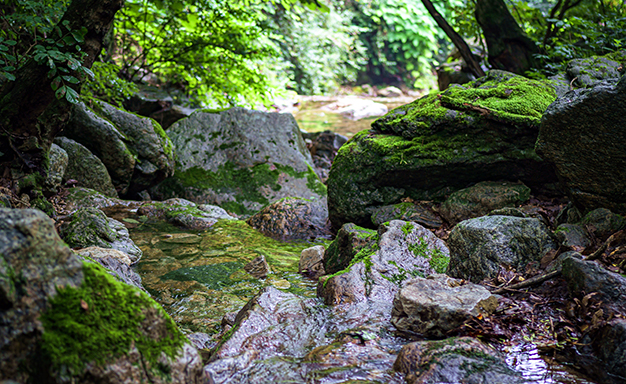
[394,337,524,384]
[488,207,527,218]
[378,86,404,98]
[59,207,143,263]
[536,73,626,215]
[561,254,626,314]
[391,274,499,338]
[370,201,443,228]
[299,245,326,279]
[152,107,326,217]
[329,71,558,229]
[555,224,591,252]
[447,215,557,282]
[324,223,377,275]
[64,187,137,212]
[44,143,68,193]
[439,181,531,225]
[244,255,270,279]
[54,137,118,198]
[75,247,145,291]
[0,208,204,384]
[138,198,236,230]
[581,208,626,241]
[318,220,450,305]
[246,197,330,241]
[303,130,348,183]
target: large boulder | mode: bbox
[394,337,524,384]
[328,71,558,229]
[152,107,326,217]
[64,99,175,197]
[317,220,450,305]
[0,208,204,383]
[447,215,557,282]
[536,73,626,215]
[44,143,68,193]
[54,137,118,198]
[59,207,143,263]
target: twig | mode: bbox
[493,270,561,294]
[586,235,612,261]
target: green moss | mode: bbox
[40,261,187,376]
[401,221,414,236]
[161,261,243,289]
[440,75,556,126]
[152,119,174,159]
[407,239,449,274]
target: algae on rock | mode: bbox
[328,71,558,229]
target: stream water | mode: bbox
[130,219,597,384]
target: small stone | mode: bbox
[299,245,325,279]
[244,255,270,279]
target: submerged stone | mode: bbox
[328,71,558,229]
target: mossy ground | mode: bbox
[40,261,187,376]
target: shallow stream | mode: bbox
[131,219,597,384]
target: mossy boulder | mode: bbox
[317,220,449,305]
[54,137,118,198]
[59,207,143,263]
[0,208,204,383]
[44,143,68,193]
[63,99,175,197]
[151,107,326,217]
[328,71,558,229]
[537,74,626,215]
[324,223,378,275]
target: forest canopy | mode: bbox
[1,0,625,107]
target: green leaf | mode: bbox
[51,76,62,91]
[4,73,15,81]
[71,30,84,43]
[62,75,79,84]
[122,218,140,224]
[4,40,17,46]
[65,87,80,104]
[55,85,67,100]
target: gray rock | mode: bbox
[537,74,626,215]
[64,187,138,212]
[152,107,326,217]
[440,181,531,224]
[44,143,68,193]
[323,223,378,275]
[93,99,175,197]
[561,254,626,314]
[0,208,204,384]
[567,54,624,88]
[137,198,235,230]
[394,337,524,384]
[299,245,326,279]
[246,197,330,241]
[581,208,626,240]
[59,207,142,263]
[198,204,235,220]
[447,215,557,282]
[76,248,145,291]
[321,97,388,120]
[391,274,499,338]
[555,224,591,252]
[64,101,136,194]
[318,220,450,305]
[54,137,118,198]
[370,202,443,228]
[329,71,558,229]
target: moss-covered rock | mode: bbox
[323,223,377,275]
[54,137,118,198]
[0,208,204,383]
[328,71,558,229]
[59,207,143,263]
[151,107,326,217]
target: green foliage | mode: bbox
[350,0,454,87]
[40,261,187,376]
[113,0,274,107]
[0,0,94,103]
[82,61,138,107]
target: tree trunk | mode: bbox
[475,0,538,74]
[420,0,485,79]
[0,0,124,187]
